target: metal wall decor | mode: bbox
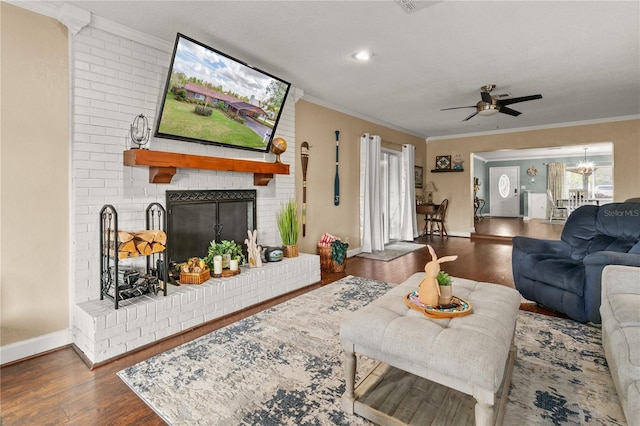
[130,114,151,149]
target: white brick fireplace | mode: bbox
[68,16,316,365]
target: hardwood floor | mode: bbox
[0,220,561,425]
[473,216,564,241]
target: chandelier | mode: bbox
[576,147,594,175]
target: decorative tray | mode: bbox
[212,268,241,278]
[404,291,472,318]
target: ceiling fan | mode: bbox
[441,84,542,121]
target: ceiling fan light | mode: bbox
[477,102,499,116]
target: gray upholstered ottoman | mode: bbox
[340,272,521,426]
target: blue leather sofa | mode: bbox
[512,201,640,323]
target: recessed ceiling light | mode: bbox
[352,50,372,61]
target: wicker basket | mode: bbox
[283,244,299,258]
[331,258,347,273]
[317,245,332,272]
[179,268,211,284]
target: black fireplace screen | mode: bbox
[165,190,256,263]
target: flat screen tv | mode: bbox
[154,33,291,153]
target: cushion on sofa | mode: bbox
[627,382,640,426]
[521,256,585,295]
[596,202,640,240]
[608,294,640,327]
[601,265,640,426]
[629,241,640,254]
[560,205,599,260]
[588,235,636,255]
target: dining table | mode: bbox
[416,203,438,236]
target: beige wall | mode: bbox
[1,4,69,345]
[295,99,426,254]
[426,119,640,235]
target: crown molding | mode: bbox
[90,14,173,52]
[7,1,173,52]
[58,3,90,35]
[426,115,640,142]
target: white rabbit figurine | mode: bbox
[417,245,458,306]
[245,229,262,268]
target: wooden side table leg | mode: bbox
[341,348,357,414]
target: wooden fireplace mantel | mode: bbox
[123,149,289,185]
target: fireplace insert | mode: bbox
[166,190,256,264]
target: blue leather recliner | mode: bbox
[512,201,640,323]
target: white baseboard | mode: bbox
[0,329,72,365]
[347,247,362,257]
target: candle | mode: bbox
[213,255,222,275]
[229,259,239,271]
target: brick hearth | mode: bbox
[73,254,320,365]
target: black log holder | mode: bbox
[99,203,168,309]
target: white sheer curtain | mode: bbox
[359,134,384,253]
[400,144,418,240]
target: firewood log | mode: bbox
[134,230,166,244]
[107,230,134,243]
[150,242,166,253]
[109,248,138,259]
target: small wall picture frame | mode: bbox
[415,166,424,188]
[435,155,451,170]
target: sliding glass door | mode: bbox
[381,149,401,243]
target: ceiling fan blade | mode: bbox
[500,94,542,106]
[441,106,476,111]
[480,91,493,103]
[462,112,478,121]
[499,106,522,117]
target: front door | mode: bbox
[489,166,520,217]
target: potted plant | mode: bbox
[330,239,349,272]
[205,239,246,269]
[277,200,300,257]
[436,271,453,305]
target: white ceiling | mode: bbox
[48,1,640,139]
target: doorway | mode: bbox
[489,166,520,217]
[381,149,401,243]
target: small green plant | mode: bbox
[205,240,246,269]
[277,200,300,246]
[331,240,349,265]
[437,271,452,286]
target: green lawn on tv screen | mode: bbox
[157,94,267,148]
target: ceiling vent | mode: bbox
[395,0,439,14]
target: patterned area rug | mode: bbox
[356,241,425,261]
[118,276,625,426]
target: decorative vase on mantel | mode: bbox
[283,244,299,258]
[277,200,300,258]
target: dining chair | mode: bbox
[430,199,449,236]
[547,189,568,222]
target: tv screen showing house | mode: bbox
[154,33,291,153]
